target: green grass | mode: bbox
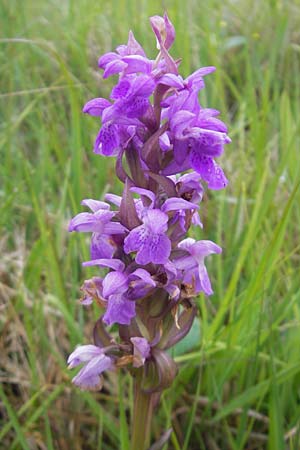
[1,0,300,448]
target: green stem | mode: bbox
[131,372,154,450]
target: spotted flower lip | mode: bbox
[124,209,171,265]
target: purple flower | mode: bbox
[159,83,230,188]
[83,259,156,325]
[106,75,156,120]
[69,200,127,261]
[174,238,222,295]
[175,172,203,202]
[173,172,203,226]
[150,12,175,50]
[69,199,125,234]
[124,209,171,265]
[68,345,113,390]
[156,261,180,300]
[131,337,151,367]
[98,31,153,79]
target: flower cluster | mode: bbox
[68,13,229,391]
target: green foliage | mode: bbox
[1,0,300,448]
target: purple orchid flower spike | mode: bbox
[68,12,230,450]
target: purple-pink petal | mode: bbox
[162,197,199,213]
[81,199,110,212]
[103,294,136,326]
[138,232,171,265]
[190,153,228,190]
[102,221,127,235]
[124,222,171,265]
[90,233,115,260]
[122,55,153,74]
[150,13,175,50]
[171,110,195,137]
[158,73,184,89]
[98,52,119,69]
[159,132,172,151]
[68,345,103,369]
[130,187,156,207]
[126,30,146,57]
[131,337,150,367]
[94,123,120,156]
[102,271,128,298]
[82,98,111,116]
[68,210,115,233]
[173,139,189,165]
[103,59,127,78]
[111,78,131,100]
[142,209,168,234]
[185,66,216,88]
[175,238,222,295]
[83,258,125,272]
[72,354,113,390]
[129,268,156,286]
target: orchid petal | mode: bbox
[131,337,150,367]
[68,345,103,369]
[82,98,111,116]
[72,354,113,390]
[130,268,156,286]
[81,199,110,212]
[130,187,156,207]
[94,123,120,156]
[122,55,153,74]
[68,210,115,233]
[103,294,136,325]
[90,233,115,260]
[162,197,199,212]
[103,59,127,78]
[83,258,125,272]
[102,271,128,298]
[98,52,119,69]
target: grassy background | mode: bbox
[1,0,300,448]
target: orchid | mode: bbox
[68,12,230,450]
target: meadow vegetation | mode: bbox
[1,0,300,448]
